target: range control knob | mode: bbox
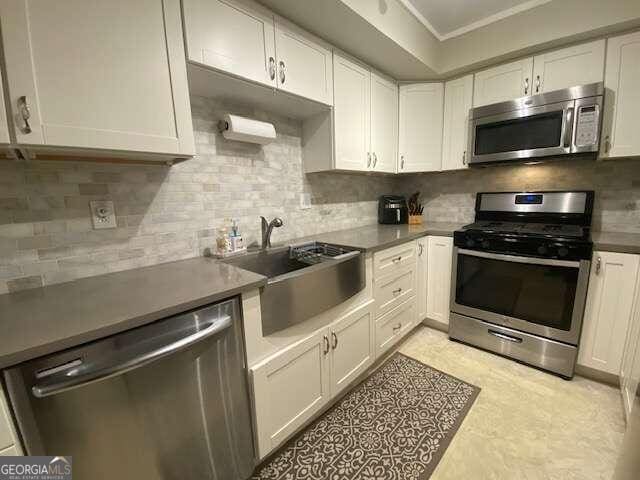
[537,245,548,255]
[481,240,490,249]
[466,238,475,248]
[558,247,569,257]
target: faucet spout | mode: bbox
[261,216,284,249]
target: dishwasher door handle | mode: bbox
[32,314,232,398]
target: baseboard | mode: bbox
[421,317,449,333]
[575,364,620,387]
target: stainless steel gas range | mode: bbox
[449,191,594,378]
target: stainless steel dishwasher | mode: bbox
[3,298,255,480]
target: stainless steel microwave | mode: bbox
[468,82,604,165]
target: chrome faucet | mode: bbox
[261,216,283,249]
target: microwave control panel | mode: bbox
[574,105,599,147]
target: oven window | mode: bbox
[455,254,578,331]
[475,111,563,155]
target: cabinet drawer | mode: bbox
[373,241,416,278]
[375,298,416,357]
[374,267,415,318]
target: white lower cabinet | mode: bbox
[0,387,20,455]
[426,236,454,328]
[250,302,374,459]
[375,298,416,357]
[579,251,640,375]
[417,238,428,321]
[621,284,640,421]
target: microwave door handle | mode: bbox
[31,314,232,398]
[563,107,574,149]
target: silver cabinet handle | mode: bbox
[535,75,541,93]
[367,152,371,168]
[393,323,402,332]
[524,78,529,95]
[32,314,232,398]
[278,60,286,84]
[418,243,423,256]
[17,96,32,134]
[488,329,523,344]
[391,256,402,263]
[392,287,402,296]
[462,150,466,165]
[323,334,330,355]
[331,332,338,350]
[604,135,611,153]
[268,57,276,80]
[372,152,377,167]
[595,256,602,275]
[400,155,404,170]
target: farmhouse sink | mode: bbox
[223,242,365,335]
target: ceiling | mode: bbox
[400,0,552,40]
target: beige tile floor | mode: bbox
[398,326,626,480]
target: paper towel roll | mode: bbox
[220,114,276,145]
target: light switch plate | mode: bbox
[89,200,117,229]
[300,193,312,210]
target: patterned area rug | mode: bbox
[251,352,480,480]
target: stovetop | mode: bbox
[461,221,588,240]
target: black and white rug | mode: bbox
[251,352,480,480]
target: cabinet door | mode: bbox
[0,388,17,452]
[578,251,640,375]
[426,236,453,327]
[182,0,276,87]
[275,18,333,105]
[473,58,534,107]
[333,54,370,171]
[0,64,9,145]
[621,288,640,420]
[532,40,605,94]
[370,73,398,173]
[330,306,374,396]
[442,75,473,171]
[398,83,443,173]
[417,238,428,322]
[251,328,331,459]
[602,31,640,159]
[0,0,194,156]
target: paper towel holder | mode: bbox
[217,113,276,145]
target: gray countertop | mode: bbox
[592,231,640,255]
[292,222,464,252]
[0,258,266,369]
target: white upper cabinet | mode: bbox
[274,18,333,106]
[532,39,605,94]
[370,73,398,173]
[0,63,9,145]
[426,236,453,328]
[579,251,640,375]
[441,75,473,172]
[398,83,444,173]
[0,0,194,157]
[182,0,276,88]
[473,58,533,107]
[333,54,370,171]
[601,30,640,159]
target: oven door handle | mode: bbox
[488,329,523,344]
[457,248,581,268]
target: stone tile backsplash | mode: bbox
[399,158,640,233]
[2,94,640,294]
[0,96,395,294]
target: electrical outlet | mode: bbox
[90,200,117,230]
[300,193,312,210]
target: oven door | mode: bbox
[451,248,590,345]
[468,100,575,164]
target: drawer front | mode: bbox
[374,267,415,318]
[376,298,416,357]
[374,241,416,278]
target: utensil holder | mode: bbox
[408,215,422,225]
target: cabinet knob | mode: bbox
[462,150,466,165]
[268,57,276,80]
[323,335,330,355]
[278,60,286,84]
[604,135,611,154]
[17,96,32,134]
[367,152,371,168]
[372,152,377,167]
[595,256,602,275]
[524,77,530,95]
[535,75,541,93]
[331,331,338,350]
[400,155,404,169]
